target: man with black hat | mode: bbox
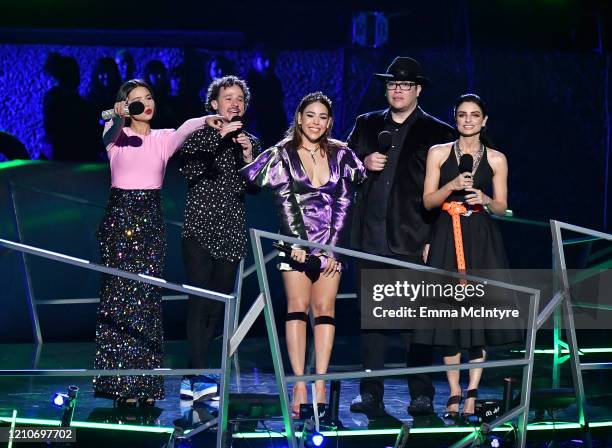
[348,56,454,416]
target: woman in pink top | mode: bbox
[93,79,212,407]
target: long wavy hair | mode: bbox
[281,92,344,156]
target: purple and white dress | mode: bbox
[241,143,366,272]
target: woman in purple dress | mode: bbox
[241,92,365,416]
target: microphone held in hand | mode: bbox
[377,131,392,154]
[225,115,246,140]
[100,101,145,121]
[458,153,474,200]
[458,153,473,175]
[273,242,322,273]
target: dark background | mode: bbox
[0,0,610,342]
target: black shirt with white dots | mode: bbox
[179,125,261,262]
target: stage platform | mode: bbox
[2,337,612,447]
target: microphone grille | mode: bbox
[128,101,145,115]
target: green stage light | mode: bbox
[4,417,611,439]
[231,421,611,439]
[74,163,107,172]
[0,417,174,434]
[0,160,43,170]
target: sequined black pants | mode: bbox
[93,188,166,400]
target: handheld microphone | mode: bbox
[101,101,145,121]
[458,153,473,176]
[458,153,474,200]
[225,115,245,140]
[273,242,321,273]
[377,131,392,154]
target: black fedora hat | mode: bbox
[374,56,431,86]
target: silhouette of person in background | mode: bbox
[246,46,287,148]
[88,57,121,117]
[144,60,174,129]
[169,63,205,129]
[200,55,235,103]
[43,52,100,162]
[87,57,122,157]
[115,49,136,83]
[0,131,29,161]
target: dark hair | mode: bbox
[453,93,495,148]
[207,55,235,78]
[281,91,343,157]
[115,79,154,125]
[115,49,134,64]
[90,57,121,93]
[144,60,167,76]
[205,75,251,112]
[116,79,154,102]
[114,49,135,79]
[43,52,80,90]
[252,44,277,65]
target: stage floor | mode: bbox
[1,337,612,446]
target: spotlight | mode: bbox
[489,435,501,448]
[311,432,325,447]
[51,386,79,427]
[300,419,325,448]
[52,393,68,408]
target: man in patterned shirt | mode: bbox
[179,75,260,402]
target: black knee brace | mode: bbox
[286,312,308,322]
[314,315,336,326]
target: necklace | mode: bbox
[454,140,485,175]
[300,145,320,165]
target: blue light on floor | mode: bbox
[312,432,324,446]
[51,393,68,408]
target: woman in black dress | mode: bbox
[420,94,518,419]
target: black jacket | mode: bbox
[348,107,455,257]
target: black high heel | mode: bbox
[138,397,156,408]
[442,394,463,421]
[461,389,479,425]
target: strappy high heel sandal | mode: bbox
[462,389,480,425]
[291,383,307,419]
[442,394,463,421]
[314,381,327,406]
[313,381,329,417]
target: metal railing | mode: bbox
[0,237,238,448]
[247,228,541,448]
[8,180,606,446]
[6,181,277,345]
[541,220,612,448]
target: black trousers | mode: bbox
[357,256,435,402]
[182,237,239,369]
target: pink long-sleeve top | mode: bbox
[104,117,205,189]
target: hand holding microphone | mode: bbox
[273,242,322,272]
[450,153,474,191]
[101,101,145,121]
[219,115,244,138]
[364,131,392,172]
[221,115,253,161]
